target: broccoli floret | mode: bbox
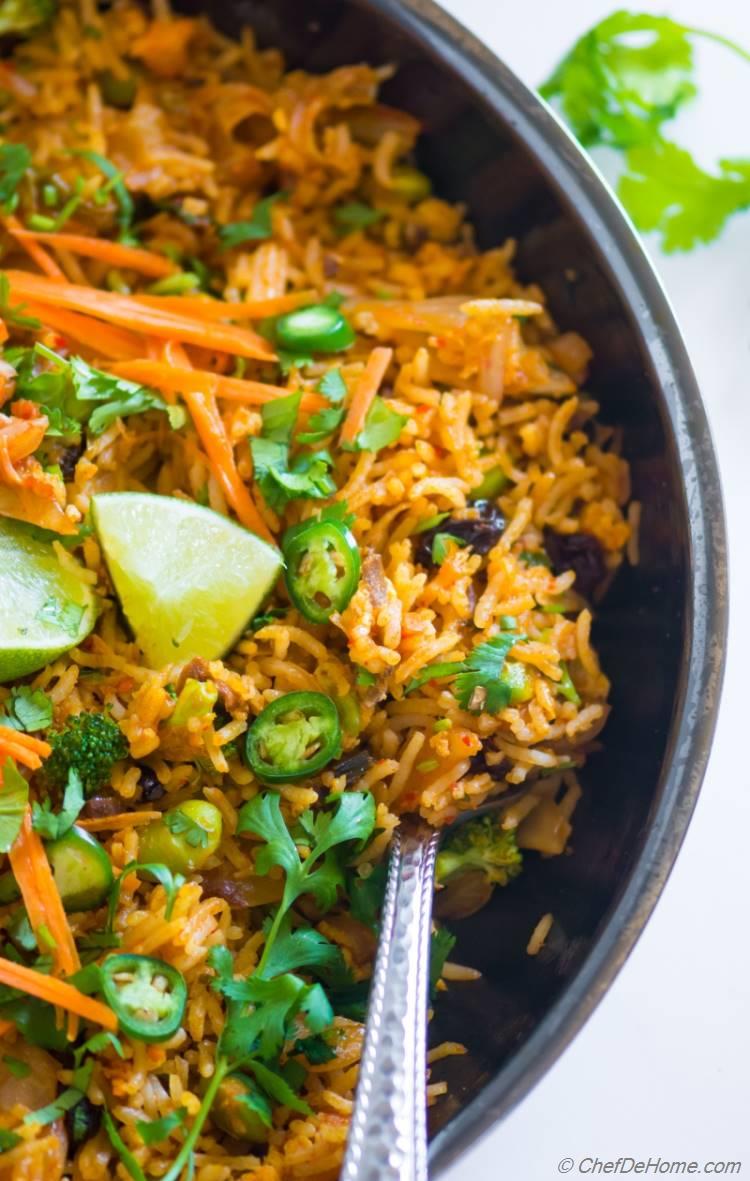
[435,815,522,887]
[44,711,128,795]
[0,0,55,37]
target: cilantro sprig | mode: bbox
[116,791,375,1181]
[6,343,185,440]
[0,685,53,732]
[405,632,520,712]
[220,191,289,250]
[250,392,336,512]
[31,768,85,841]
[541,12,750,250]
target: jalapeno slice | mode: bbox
[245,691,342,783]
[275,305,355,353]
[282,519,360,624]
[100,953,187,1042]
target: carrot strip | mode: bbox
[134,289,318,320]
[12,231,177,278]
[107,359,324,410]
[9,811,80,978]
[0,955,117,1032]
[22,300,145,361]
[163,341,275,542]
[339,347,393,445]
[78,810,162,832]
[3,217,64,280]
[5,272,276,361]
[0,727,51,771]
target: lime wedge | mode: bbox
[0,519,97,683]
[91,493,282,669]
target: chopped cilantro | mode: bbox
[334,201,384,233]
[0,143,30,210]
[36,597,85,636]
[220,191,289,250]
[342,396,406,453]
[429,925,456,996]
[541,12,750,250]
[316,368,347,402]
[164,809,209,849]
[136,1108,188,1145]
[32,768,85,841]
[431,532,468,565]
[1,685,53,732]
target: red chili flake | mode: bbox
[415,404,430,415]
[461,734,472,747]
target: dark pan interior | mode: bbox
[180,0,701,1163]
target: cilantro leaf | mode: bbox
[347,861,387,929]
[36,597,85,636]
[164,808,208,849]
[0,143,31,209]
[32,768,85,841]
[105,861,184,932]
[220,192,288,250]
[454,634,518,713]
[316,368,347,403]
[618,139,750,251]
[1,686,53,732]
[8,346,183,439]
[0,1130,20,1153]
[296,405,345,444]
[405,633,519,712]
[429,926,456,996]
[260,918,344,979]
[292,1033,336,1064]
[431,532,468,565]
[334,201,384,233]
[136,1108,188,1145]
[260,391,301,444]
[250,437,336,513]
[246,1060,312,1115]
[0,758,29,853]
[277,348,314,376]
[342,396,406,453]
[237,791,375,967]
[540,12,698,150]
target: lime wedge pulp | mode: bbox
[0,518,97,683]
[91,493,282,669]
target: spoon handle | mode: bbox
[341,822,440,1181]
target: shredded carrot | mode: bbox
[5,272,276,361]
[78,810,162,832]
[0,318,7,346]
[0,727,51,771]
[12,231,177,278]
[3,217,64,280]
[0,955,117,1032]
[163,341,276,542]
[9,811,80,978]
[339,346,393,445]
[107,359,324,410]
[134,289,318,320]
[21,300,145,361]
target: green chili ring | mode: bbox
[282,518,361,624]
[275,304,355,353]
[245,691,342,783]
[100,953,187,1042]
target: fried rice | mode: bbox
[0,2,634,1177]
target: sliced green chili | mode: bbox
[275,305,355,353]
[282,517,360,624]
[100,954,187,1042]
[245,691,342,783]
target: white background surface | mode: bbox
[436,2,750,1178]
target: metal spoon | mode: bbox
[340,797,521,1181]
[340,817,439,1181]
